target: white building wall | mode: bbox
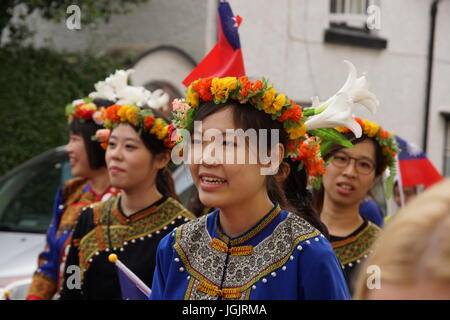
[15,0,211,63]
[229,0,449,174]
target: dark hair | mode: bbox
[94,99,179,200]
[190,101,328,236]
[312,132,386,214]
[68,119,106,170]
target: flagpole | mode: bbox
[395,154,405,208]
[109,254,151,297]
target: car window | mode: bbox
[0,151,70,233]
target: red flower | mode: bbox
[144,116,156,130]
[379,130,389,139]
[277,102,302,122]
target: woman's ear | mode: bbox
[154,151,171,170]
[275,160,291,185]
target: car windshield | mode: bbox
[0,149,71,233]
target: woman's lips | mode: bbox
[199,174,227,192]
[336,182,355,196]
[69,159,77,168]
[109,166,125,174]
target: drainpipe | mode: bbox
[423,0,441,153]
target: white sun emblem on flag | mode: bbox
[406,142,422,156]
[232,16,239,28]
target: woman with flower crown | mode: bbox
[59,70,194,300]
[26,91,122,300]
[308,62,400,296]
[149,61,378,300]
[313,118,399,296]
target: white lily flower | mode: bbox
[88,80,116,101]
[335,60,378,114]
[105,69,134,93]
[305,60,379,137]
[147,89,170,111]
[305,92,362,137]
[116,85,151,106]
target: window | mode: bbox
[325,0,387,49]
[329,0,379,30]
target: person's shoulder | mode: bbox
[282,211,323,240]
[164,197,197,221]
[63,177,88,192]
[366,220,382,235]
[62,177,88,203]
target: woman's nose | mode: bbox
[342,158,357,178]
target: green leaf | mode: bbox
[308,128,353,148]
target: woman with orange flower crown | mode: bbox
[58,70,194,300]
[309,62,401,296]
[149,61,379,300]
[26,91,121,300]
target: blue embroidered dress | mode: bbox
[151,204,350,300]
[27,177,120,300]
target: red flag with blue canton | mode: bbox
[182,1,245,87]
[395,136,444,188]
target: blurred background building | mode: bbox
[3,0,450,176]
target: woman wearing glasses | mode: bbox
[313,118,399,295]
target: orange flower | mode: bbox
[106,105,121,122]
[238,76,252,100]
[193,77,213,101]
[252,80,263,91]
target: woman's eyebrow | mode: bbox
[337,150,375,162]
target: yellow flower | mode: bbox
[186,88,199,108]
[261,87,277,114]
[286,124,306,140]
[273,94,286,113]
[211,77,237,103]
[158,125,169,140]
[117,105,131,122]
[150,118,168,140]
[363,119,380,137]
[126,105,140,124]
[81,102,97,111]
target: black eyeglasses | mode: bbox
[331,152,375,175]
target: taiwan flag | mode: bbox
[109,254,151,300]
[182,1,245,87]
[396,136,444,188]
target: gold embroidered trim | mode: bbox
[209,238,253,256]
[215,205,282,246]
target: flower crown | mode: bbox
[97,104,176,149]
[68,69,175,150]
[335,117,401,198]
[171,61,379,187]
[65,98,99,123]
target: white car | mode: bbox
[0,146,195,300]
